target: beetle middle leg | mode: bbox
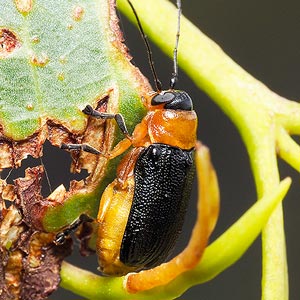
[61,143,101,155]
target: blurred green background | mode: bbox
[48,0,300,299]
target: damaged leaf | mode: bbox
[0,0,152,297]
[0,0,148,141]
[0,0,151,231]
[0,180,72,300]
[20,232,72,300]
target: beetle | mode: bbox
[84,90,197,275]
[58,0,199,276]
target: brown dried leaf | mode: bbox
[20,233,72,300]
[0,179,72,300]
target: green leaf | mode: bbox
[0,0,146,140]
[0,0,149,229]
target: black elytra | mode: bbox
[120,143,195,269]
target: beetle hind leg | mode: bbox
[54,214,93,245]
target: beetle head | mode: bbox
[150,90,193,111]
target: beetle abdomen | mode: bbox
[120,143,195,269]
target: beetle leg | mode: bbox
[131,117,150,147]
[61,139,133,161]
[62,106,150,158]
[54,214,93,245]
[124,142,220,293]
[106,138,132,160]
[83,105,130,138]
[61,143,102,155]
[115,147,144,187]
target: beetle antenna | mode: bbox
[127,0,162,92]
[170,0,181,90]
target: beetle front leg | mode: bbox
[61,105,136,158]
[83,105,130,138]
[62,104,148,159]
[124,142,220,293]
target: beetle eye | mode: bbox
[151,92,175,106]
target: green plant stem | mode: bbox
[117,0,300,299]
[194,178,291,284]
[60,261,125,299]
[276,126,300,171]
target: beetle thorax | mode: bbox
[147,109,197,149]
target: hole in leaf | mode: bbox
[1,140,88,198]
[0,28,21,58]
[40,140,88,196]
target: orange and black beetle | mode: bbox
[92,90,197,275]
[58,0,198,276]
